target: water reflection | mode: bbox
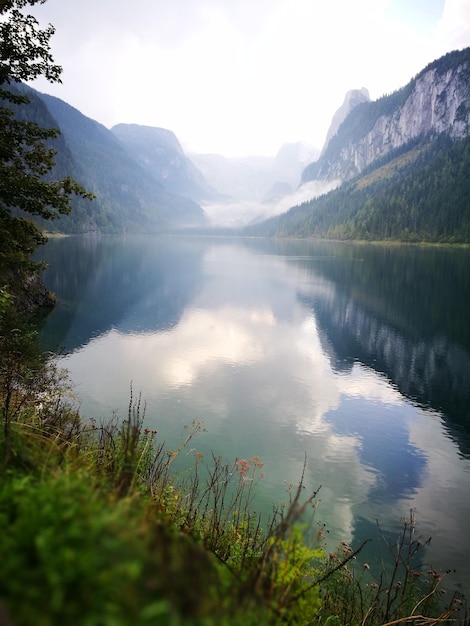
[37,236,470,596]
[38,236,206,351]
[293,243,470,454]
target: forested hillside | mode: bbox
[245,134,470,242]
[37,92,206,232]
[111,123,219,203]
[9,85,206,234]
[245,48,470,243]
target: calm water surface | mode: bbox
[37,235,470,597]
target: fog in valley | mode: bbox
[201,179,340,228]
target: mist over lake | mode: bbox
[37,235,470,597]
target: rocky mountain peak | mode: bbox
[322,87,370,153]
[302,48,470,184]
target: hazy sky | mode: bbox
[30,0,470,157]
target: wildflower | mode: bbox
[363,563,370,570]
[235,459,251,476]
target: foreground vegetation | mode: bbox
[0,304,467,625]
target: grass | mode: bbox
[0,343,468,624]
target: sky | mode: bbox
[29,0,470,157]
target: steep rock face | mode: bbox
[303,48,470,183]
[322,88,370,154]
[14,272,56,315]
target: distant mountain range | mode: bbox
[13,85,315,234]
[190,142,318,203]
[11,46,470,241]
[246,47,470,243]
[29,90,207,233]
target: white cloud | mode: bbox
[29,0,468,156]
[203,180,340,228]
[438,0,470,48]
[338,363,403,405]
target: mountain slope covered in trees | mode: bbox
[246,48,470,243]
[111,123,219,203]
[245,133,470,242]
[12,86,207,234]
[37,92,207,232]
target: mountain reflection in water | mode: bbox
[37,236,470,598]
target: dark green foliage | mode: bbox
[248,134,470,243]
[416,47,470,81]
[0,0,93,309]
[0,0,61,86]
[0,85,92,270]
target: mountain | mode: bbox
[14,86,207,233]
[302,48,470,184]
[321,88,370,155]
[272,142,320,191]
[245,48,470,243]
[111,123,220,203]
[17,86,318,232]
[189,143,322,229]
[188,153,269,202]
[190,142,318,204]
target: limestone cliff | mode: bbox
[321,88,370,155]
[302,48,470,183]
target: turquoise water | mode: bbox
[37,235,470,598]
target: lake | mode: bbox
[36,235,470,598]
